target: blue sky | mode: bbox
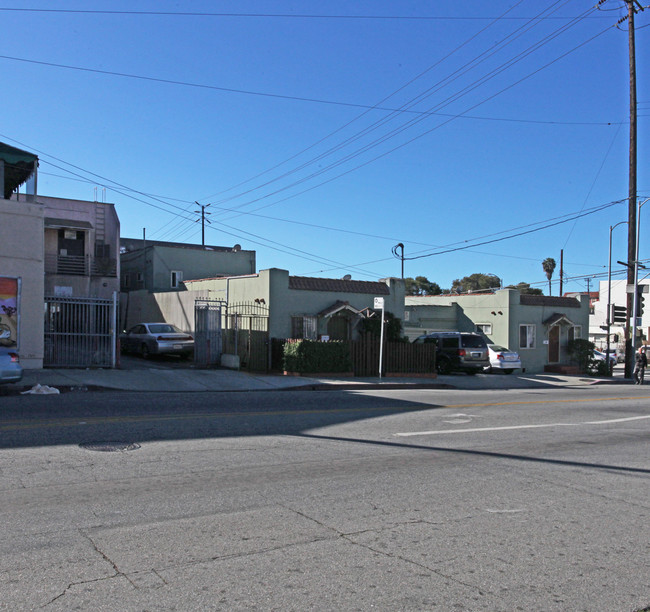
[2,1,648,294]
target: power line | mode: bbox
[204,7,614,221]
[0,8,614,20]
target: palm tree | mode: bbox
[542,258,556,295]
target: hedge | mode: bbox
[283,340,352,374]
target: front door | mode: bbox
[327,315,349,341]
[548,325,560,363]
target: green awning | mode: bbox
[0,142,38,199]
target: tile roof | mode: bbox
[289,276,390,295]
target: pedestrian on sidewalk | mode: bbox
[634,346,647,385]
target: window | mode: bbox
[95,242,110,258]
[568,326,582,342]
[291,316,317,339]
[476,323,492,335]
[519,324,536,349]
[441,337,458,349]
[170,270,183,289]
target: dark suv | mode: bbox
[413,332,489,375]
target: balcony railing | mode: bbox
[44,254,117,277]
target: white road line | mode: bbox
[394,415,650,437]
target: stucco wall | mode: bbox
[38,195,120,299]
[184,269,406,340]
[405,289,590,373]
[0,197,44,368]
[120,288,211,332]
[121,244,256,293]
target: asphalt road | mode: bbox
[1,386,649,611]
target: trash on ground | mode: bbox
[21,384,60,395]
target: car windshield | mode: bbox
[148,324,180,334]
[490,346,507,352]
[461,335,487,348]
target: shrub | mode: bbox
[283,340,352,374]
[567,338,596,373]
[358,311,406,342]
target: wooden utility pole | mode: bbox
[623,1,643,378]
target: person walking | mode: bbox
[634,346,647,384]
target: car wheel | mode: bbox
[437,356,452,375]
[141,344,150,359]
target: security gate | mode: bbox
[44,295,117,368]
[223,302,270,372]
[194,299,224,366]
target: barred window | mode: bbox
[291,316,317,339]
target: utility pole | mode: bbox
[194,202,212,246]
[559,249,564,296]
[585,277,591,294]
[622,0,644,378]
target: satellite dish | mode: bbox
[342,274,352,280]
[232,244,241,252]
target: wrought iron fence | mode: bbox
[44,295,117,367]
[223,302,269,372]
[194,299,224,367]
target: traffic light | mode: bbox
[611,304,627,324]
[637,286,646,316]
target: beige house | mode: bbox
[0,143,43,368]
[39,195,120,300]
[1,142,122,369]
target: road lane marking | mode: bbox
[395,415,650,437]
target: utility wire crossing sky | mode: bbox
[2,0,648,293]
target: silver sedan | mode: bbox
[485,345,522,374]
[120,323,194,359]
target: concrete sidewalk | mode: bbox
[6,365,630,394]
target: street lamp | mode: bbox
[607,221,628,374]
[392,243,404,280]
[632,197,650,350]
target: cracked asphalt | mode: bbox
[1,386,649,610]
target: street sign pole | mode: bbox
[374,297,385,379]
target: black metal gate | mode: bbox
[194,299,224,366]
[223,302,270,372]
[44,295,117,368]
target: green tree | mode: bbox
[404,276,442,296]
[506,282,544,296]
[451,273,502,294]
[359,311,405,342]
[542,258,556,295]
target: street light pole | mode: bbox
[632,197,649,350]
[392,243,404,280]
[607,221,628,374]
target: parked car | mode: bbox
[604,348,624,364]
[485,345,521,374]
[589,349,617,373]
[413,331,489,375]
[120,323,194,359]
[0,350,23,384]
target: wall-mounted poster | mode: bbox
[0,276,20,348]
